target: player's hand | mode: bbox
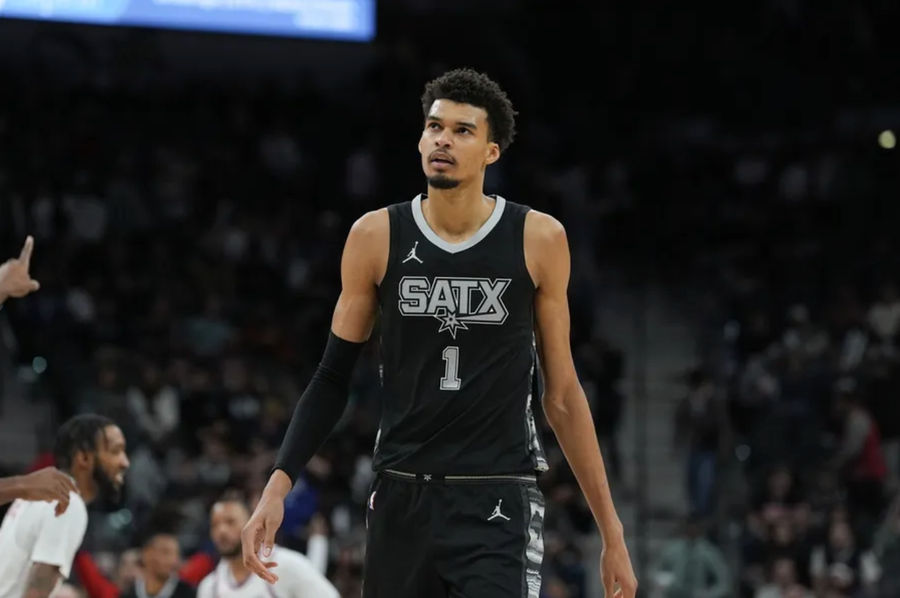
[0,236,40,302]
[600,535,638,598]
[16,467,79,516]
[241,493,284,584]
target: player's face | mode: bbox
[143,535,181,580]
[210,501,249,558]
[89,425,130,502]
[418,99,500,190]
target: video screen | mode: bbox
[0,0,375,40]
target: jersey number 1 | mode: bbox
[440,346,461,391]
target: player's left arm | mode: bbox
[526,211,638,598]
[22,563,61,598]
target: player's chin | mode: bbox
[217,542,242,558]
[426,174,461,190]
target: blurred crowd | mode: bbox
[646,70,900,598]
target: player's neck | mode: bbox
[70,468,97,504]
[227,557,252,585]
[143,573,169,596]
[422,186,494,241]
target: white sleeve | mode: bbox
[809,547,826,580]
[305,535,329,575]
[275,549,339,598]
[30,494,88,578]
[196,575,215,598]
[861,551,881,585]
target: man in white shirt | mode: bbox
[197,497,337,598]
[0,414,130,598]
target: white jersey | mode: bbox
[197,547,338,598]
[0,491,89,598]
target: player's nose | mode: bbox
[434,129,452,147]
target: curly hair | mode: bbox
[54,413,115,470]
[421,68,518,152]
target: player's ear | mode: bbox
[73,448,94,470]
[485,141,500,166]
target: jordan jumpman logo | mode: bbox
[403,241,423,264]
[488,499,511,521]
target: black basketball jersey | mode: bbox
[372,194,549,475]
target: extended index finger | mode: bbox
[19,236,34,269]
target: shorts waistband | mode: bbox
[381,468,537,484]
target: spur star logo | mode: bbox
[397,276,511,338]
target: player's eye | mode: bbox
[428,122,441,131]
[457,128,471,135]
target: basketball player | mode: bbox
[0,414,130,598]
[241,68,638,597]
[198,497,338,598]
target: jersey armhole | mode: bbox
[377,204,400,291]
[518,205,537,290]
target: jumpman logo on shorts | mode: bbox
[487,499,510,521]
[402,241,423,264]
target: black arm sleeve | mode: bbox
[272,332,365,485]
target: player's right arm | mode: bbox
[22,563,61,598]
[241,209,388,583]
[0,468,78,515]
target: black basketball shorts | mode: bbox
[362,469,545,598]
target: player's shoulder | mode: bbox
[196,569,216,597]
[348,208,389,239]
[65,491,88,520]
[524,209,566,244]
[45,491,88,530]
[345,209,389,278]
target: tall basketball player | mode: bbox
[241,68,637,598]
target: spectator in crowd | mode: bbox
[675,369,728,519]
[650,517,731,598]
[754,558,813,598]
[809,518,880,597]
[830,378,887,528]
